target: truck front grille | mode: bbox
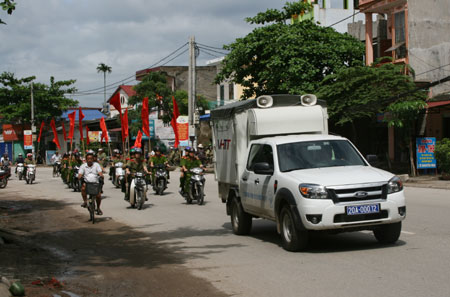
[327,182,387,203]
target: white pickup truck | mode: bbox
[211,94,406,252]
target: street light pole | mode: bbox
[31,83,36,159]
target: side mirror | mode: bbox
[253,162,274,175]
[366,154,378,166]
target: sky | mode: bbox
[0,0,284,107]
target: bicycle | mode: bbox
[85,182,100,224]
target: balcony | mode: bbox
[359,0,406,13]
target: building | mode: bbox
[135,66,217,102]
[107,85,136,118]
[352,0,450,162]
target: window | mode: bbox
[228,83,234,100]
[220,85,225,101]
[247,144,274,171]
[120,95,125,105]
[394,11,406,59]
[330,0,348,9]
[319,0,326,8]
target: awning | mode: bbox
[427,100,450,108]
[384,41,405,52]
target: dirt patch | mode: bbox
[0,195,228,297]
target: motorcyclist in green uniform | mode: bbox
[179,147,202,194]
[149,147,169,185]
[69,152,83,185]
[97,148,108,168]
[109,149,122,180]
[61,153,70,184]
[123,147,149,201]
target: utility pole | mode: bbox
[188,36,198,147]
[31,83,36,158]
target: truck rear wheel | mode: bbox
[231,198,252,235]
[373,222,401,244]
[280,206,308,252]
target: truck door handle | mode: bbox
[254,178,259,184]
[242,177,248,181]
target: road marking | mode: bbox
[401,231,415,235]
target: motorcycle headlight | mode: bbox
[299,183,329,199]
[387,176,403,194]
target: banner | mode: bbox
[24,130,33,149]
[88,131,101,143]
[177,116,189,146]
[2,124,19,141]
[416,137,437,169]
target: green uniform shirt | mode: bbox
[126,158,146,174]
[70,159,83,167]
[24,159,34,165]
[184,157,201,169]
[151,155,167,166]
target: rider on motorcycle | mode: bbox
[109,149,122,180]
[149,146,169,185]
[123,147,149,201]
[78,150,104,215]
[179,148,202,195]
[69,152,83,185]
[24,153,35,166]
[15,153,25,175]
[97,148,108,168]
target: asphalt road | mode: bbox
[7,167,450,297]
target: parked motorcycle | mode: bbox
[25,164,36,184]
[16,163,25,180]
[128,172,147,210]
[183,167,205,205]
[71,165,81,192]
[153,164,168,195]
[113,162,125,188]
[0,167,8,188]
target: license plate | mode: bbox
[346,204,380,215]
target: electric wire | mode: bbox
[196,42,229,52]
[196,45,229,56]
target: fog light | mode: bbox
[306,214,322,224]
[398,206,406,216]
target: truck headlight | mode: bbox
[299,183,329,199]
[387,176,403,194]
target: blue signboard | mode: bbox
[416,137,437,169]
[0,142,13,160]
[149,120,155,138]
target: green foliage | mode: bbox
[0,72,78,123]
[435,138,450,173]
[246,1,313,25]
[217,10,364,99]
[96,63,112,74]
[0,0,15,24]
[317,61,427,127]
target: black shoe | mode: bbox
[124,196,129,201]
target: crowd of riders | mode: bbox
[51,145,205,213]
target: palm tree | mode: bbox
[97,63,112,110]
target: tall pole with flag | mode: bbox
[68,111,76,151]
[109,92,125,153]
[100,117,112,157]
[79,107,85,156]
[141,97,150,155]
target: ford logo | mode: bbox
[355,191,368,198]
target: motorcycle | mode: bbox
[0,167,8,188]
[25,164,36,184]
[71,166,81,192]
[129,172,147,210]
[153,164,168,195]
[17,163,25,180]
[183,167,205,205]
[113,162,125,188]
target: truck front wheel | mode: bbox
[280,206,309,252]
[231,198,252,235]
[373,222,402,244]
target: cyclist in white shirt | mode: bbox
[78,150,104,215]
[51,151,62,164]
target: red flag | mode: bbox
[68,111,76,145]
[78,107,85,141]
[37,121,45,143]
[123,109,129,138]
[141,97,150,137]
[50,118,61,150]
[134,130,143,148]
[85,126,90,145]
[110,92,122,116]
[171,96,180,148]
[100,117,109,143]
[61,121,67,141]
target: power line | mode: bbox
[196,42,229,52]
[73,42,188,95]
[199,48,222,58]
[326,11,360,28]
[196,45,228,56]
[160,48,189,66]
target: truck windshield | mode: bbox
[277,140,367,172]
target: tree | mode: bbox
[317,61,428,175]
[216,1,364,99]
[97,63,112,107]
[0,72,78,123]
[0,0,15,25]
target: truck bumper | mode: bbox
[298,190,406,231]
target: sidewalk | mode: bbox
[403,174,450,190]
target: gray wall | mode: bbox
[408,0,450,97]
